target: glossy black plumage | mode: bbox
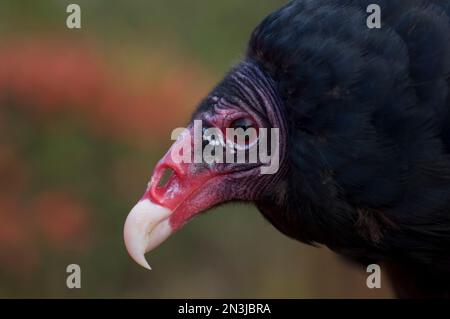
[246,0,450,297]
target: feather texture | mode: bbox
[248,0,450,297]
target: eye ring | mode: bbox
[227,117,259,149]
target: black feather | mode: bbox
[247,0,450,297]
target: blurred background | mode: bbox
[0,0,393,298]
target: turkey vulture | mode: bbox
[124,0,450,298]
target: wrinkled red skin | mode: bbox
[143,163,224,231]
[142,61,287,232]
[141,123,225,231]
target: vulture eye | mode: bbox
[228,117,258,149]
[230,118,255,131]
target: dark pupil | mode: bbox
[232,118,253,130]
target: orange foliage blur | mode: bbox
[33,191,90,251]
[0,37,211,141]
[0,37,212,275]
[0,196,39,275]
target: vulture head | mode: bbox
[123,60,291,269]
[123,0,450,299]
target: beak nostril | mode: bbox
[157,168,175,189]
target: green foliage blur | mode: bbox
[0,0,393,298]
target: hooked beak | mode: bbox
[123,199,172,270]
[123,127,224,270]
